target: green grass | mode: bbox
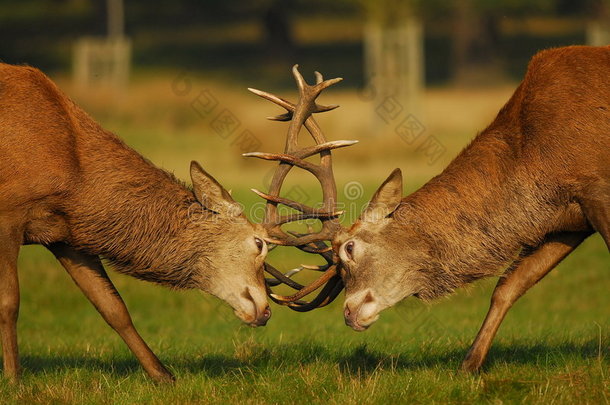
[2,83,609,404]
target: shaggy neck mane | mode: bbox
[399,127,565,299]
[66,119,213,289]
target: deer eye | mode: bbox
[343,241,355,261]
[254,237,265,253]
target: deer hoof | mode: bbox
[149,368,176,384]
[461,356,484,374]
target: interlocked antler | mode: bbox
[244,65,357,311]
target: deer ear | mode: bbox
[190,161,242,217]
[360,168,403,223]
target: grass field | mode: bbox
[1,75,608,404]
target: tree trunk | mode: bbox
[452,0,503,86]
[262,0,295,69]
[363,1,424,136]
[586,0,610,45]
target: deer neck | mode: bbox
[406,131,562,291]
[68,129,207,288]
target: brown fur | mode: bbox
[0,64,270,382]
[399,45,608,298]
[336,45,609,371]
[2,65,206,286]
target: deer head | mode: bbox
[188,161,271,326]
[333,169,434,331]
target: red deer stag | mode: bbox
[334,45,610,372]
[0,64,271,382]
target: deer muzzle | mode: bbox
[235,286,272,327]
[343,289,381,331]
[252,305,272,327]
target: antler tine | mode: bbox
[314,71,323,84]
[243,152,321,175]
[268,112,293,122]
[250,188,325,217]
[292,64,307,94]
[247,88,294,112]
[316,77,343,92]
[243,140,357,162]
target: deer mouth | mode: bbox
[344,316,370,332]
[233,305,271,327]
[248,306,272,327]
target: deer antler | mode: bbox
[244,65,357,311]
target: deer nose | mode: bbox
[344,304,362,330]
[253,305,272,327]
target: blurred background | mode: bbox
[3,0,610,83]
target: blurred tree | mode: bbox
[451,0,502,85]
[585,0,610,45]
[107,0,124,38]
[91,0,108,36]
[361,0,424,134]
[449,0,555,85]
[73,0,130,91]
[262,0,296,71]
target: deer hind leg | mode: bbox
[461,231,591,373]
[0,230,21,382]
[48,243,175,383]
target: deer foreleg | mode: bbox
[461,231,591,372]
[0,228,20,382]
[48,243,175,383]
